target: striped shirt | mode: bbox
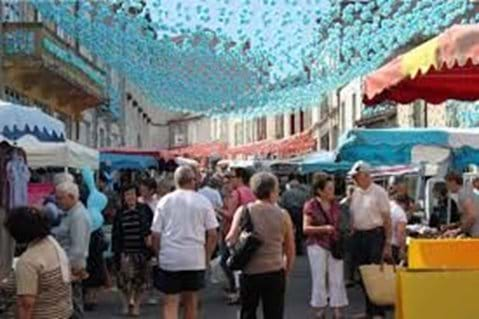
[113,205,150,254]
[15,238,73,319]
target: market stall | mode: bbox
[0,100,66,279]
[100,152,158,171]
[361,25,479,318]
[12,135,99,170]
[337,127,479,172]
[363,24,479,106]
[0,100,65,142]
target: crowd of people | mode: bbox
[2,159,479,319]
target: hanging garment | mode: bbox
[6,151,30,209]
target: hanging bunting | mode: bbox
[25,0,477,117]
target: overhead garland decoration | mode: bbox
[29,0,478,118]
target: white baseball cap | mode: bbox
[348,161,372,177]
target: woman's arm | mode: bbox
[303,213,335,235]
[17,295,35,319]
[283,214,296,275]
[225,207,244,246]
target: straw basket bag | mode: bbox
[359,264,402,306]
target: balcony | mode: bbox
[2,22,106,115]
[356,103,397,128]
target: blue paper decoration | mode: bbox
[81,167,107,232]
[25,0,478,117]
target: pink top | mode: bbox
[303,198,340,250]
[224,186,256,236]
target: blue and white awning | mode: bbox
[0,100,65,142]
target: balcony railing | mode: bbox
[3,22,106,99]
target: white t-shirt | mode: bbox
[151,189,219,271]
[350,183,390,231]
[390,201,408,247]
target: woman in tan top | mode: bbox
[4,207,72,319]
[227,172,295,319]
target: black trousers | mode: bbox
[352,228,386,317]
[220,244,236,291]
[240,270,285,319]
[290,211,304,255]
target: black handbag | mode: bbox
[227,205,262,271]
[317,200,344,260]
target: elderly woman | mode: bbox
[112,184,153,316]
[4,206,72,319]
[227,172,295,319]
[303,174,348,319]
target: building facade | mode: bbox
[0,2,177,150]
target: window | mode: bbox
[246,120,252,143]
[290,113,296,135]
[80,121,91,146]
[234,122,244,146]
[275,115,284,139]
[220,120,228,142]
[212,119,218,140]
[320,134,330,151]
[413,101,423,127]
[300,110,305,132]
[256,117,267,141]
[341,101,346,132]
[332,125,339,149]
[352,93,357,124]
[111,133,120,147]
[99,128,106,148]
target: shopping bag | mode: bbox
[209,256,227,285]
[359,264,400,306]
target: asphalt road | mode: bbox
[86,257,393,319]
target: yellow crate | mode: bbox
[408,239,479,270]
[396,269,479,319]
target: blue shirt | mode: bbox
[52,202,91,269]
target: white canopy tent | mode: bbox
[2,135,99,169]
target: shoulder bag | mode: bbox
[227,205,263,271]
[317,200,344,260]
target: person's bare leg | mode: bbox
[119,292,129,315]
[131,289,143,317]
[181,292,198,319]
[163,294,180,319]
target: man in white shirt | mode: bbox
[151,166,218,319]
[349,161,392,319]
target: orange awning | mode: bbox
[227,130,316,159]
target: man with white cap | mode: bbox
[348,161,392,319]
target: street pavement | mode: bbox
[86,257,393,319]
